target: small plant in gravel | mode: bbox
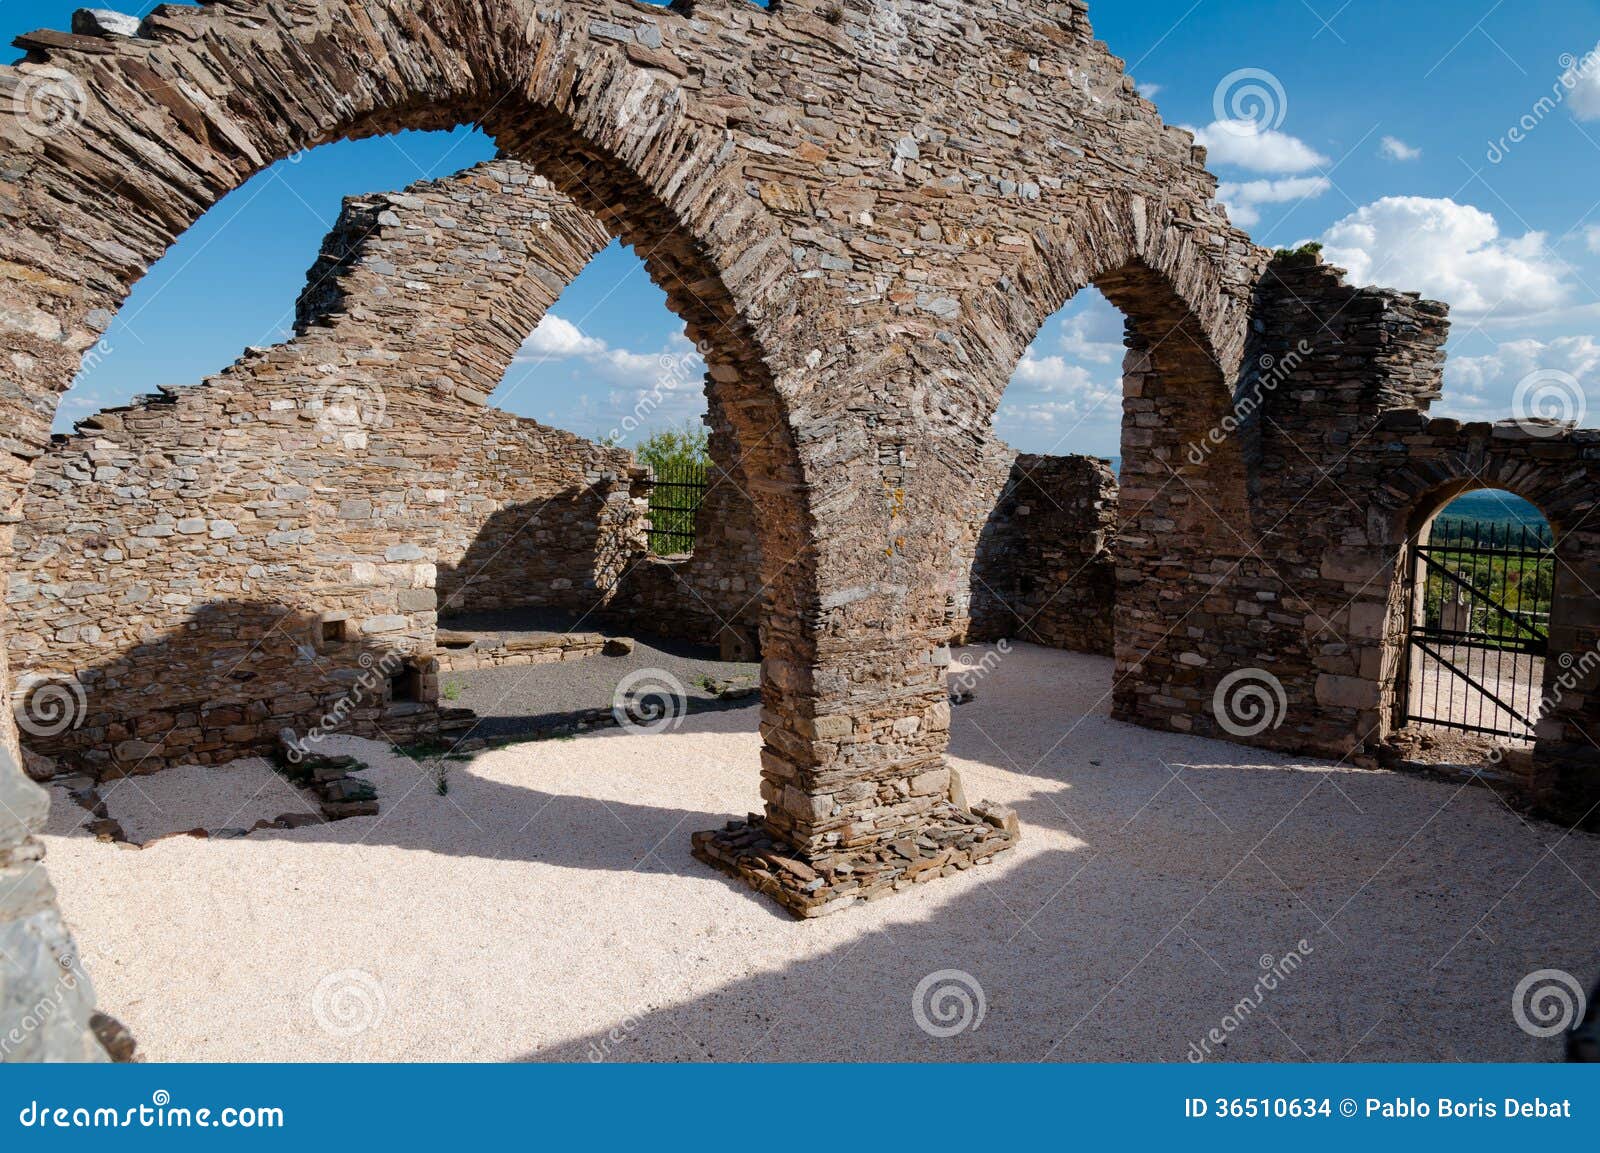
[434,762,449,795]
[441,678,464,701]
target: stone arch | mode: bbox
[12,156,778,776]
[932,190,1269,734]
[1371,460,1590,761]
[0,0,813,655]
[0,0,1330,1058]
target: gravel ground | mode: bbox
[1406,644,1544,738]
[45,761,315,844]
[38,643,1600,1063]
[443,630,760,742]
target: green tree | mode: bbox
[634,423,710,554]
[633,422,710,474]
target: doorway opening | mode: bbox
[1397,490,1554,742]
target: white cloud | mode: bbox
[519,314,607,358]
[1054,289,1126,364]
[1566,43,1600,120]
[1443,335,1599,414]
[996,399,1112,426]
[1012,353,1101,395]
[1586,225,1600,255]
[503,314,706,442]
[1317,197,1571,317]
[1379,135,1421,161]
[1216,176,1331,228]
[1137,82,1162,99]
[1187,120,1329,173]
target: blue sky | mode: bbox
[8,0,1598,455]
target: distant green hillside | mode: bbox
[1437,489,1546,528]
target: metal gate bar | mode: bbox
[1399,515,1553,740]
[646,459,708,555]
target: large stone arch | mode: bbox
[0,0,1288,1056]
[925,189,1268,737]
[11,155,777,777]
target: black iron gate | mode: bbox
[1399,517,1554,740]
[646,459,707,555]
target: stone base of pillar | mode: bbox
[691,800,1020,918]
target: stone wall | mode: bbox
[609,394,765,654]
[1157,253,1599,822]
[7,163,651,776]
[967,454,1118,655]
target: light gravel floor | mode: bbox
[37,644,1600,1062]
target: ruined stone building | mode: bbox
[0,0,1594,1060]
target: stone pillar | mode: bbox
[691,347,1022,915]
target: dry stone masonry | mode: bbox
[8,159,779,775]
[967,454,1119,655]
[0,0,1596,1059]
[8,164,642,774]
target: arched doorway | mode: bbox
[0,0,1284,1060]
[954,196,1265,744]
[1394,488,1556,748]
